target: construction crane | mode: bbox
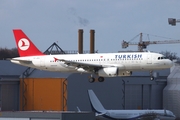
[168,18,180,26]
[122,33,180,52]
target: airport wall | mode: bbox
[0,76,20,111]
[125,80,166,109]
[20,78,67,111]
[0,61,170,114]
[0,111,95,120]
[67,71,168,111]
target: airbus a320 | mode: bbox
[11,29,173,83]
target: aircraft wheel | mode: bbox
[150,76,154,81]
[98,77,104,82]
[89,77,95,83]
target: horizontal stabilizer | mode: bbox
[10,58,32,64]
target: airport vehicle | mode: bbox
[11,29,173,83]
[88,89,176,119]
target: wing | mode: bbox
[96,112,107,116]
[55,58,103,72]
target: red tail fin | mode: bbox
[13,29,44,57]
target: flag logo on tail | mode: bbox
[18,38,30,51]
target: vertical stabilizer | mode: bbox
[88,90,106,113]
[13,29,44,57]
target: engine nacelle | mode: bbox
[98,67,118,77]
[98,67,132,77]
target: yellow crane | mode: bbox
[122,33,180,52]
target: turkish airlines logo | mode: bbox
[18,38,30,51]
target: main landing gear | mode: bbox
[89,77,95,83]
[89,75,105,83]
[98,77,104,82]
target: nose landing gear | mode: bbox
[150,71,154,81]
[150,76,154,81]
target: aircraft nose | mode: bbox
[167,60,173,68]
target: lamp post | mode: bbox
[168,18,180,26]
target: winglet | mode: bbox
[88,90,106,113]
[13,29,44,57]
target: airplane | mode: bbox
[88,89,176,120]
[10,29,173,83]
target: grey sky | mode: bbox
[0,0,180,55]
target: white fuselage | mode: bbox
[97,109,176,119]
[11,52,172,74]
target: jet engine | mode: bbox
[98,67,118,77]
[98,67,132,77]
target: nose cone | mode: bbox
[166,60,173,68]
[161,59,173,69]
[168,110,176,118]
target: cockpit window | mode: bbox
[158,56,167,60]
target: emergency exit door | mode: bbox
[147,54,152,64]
